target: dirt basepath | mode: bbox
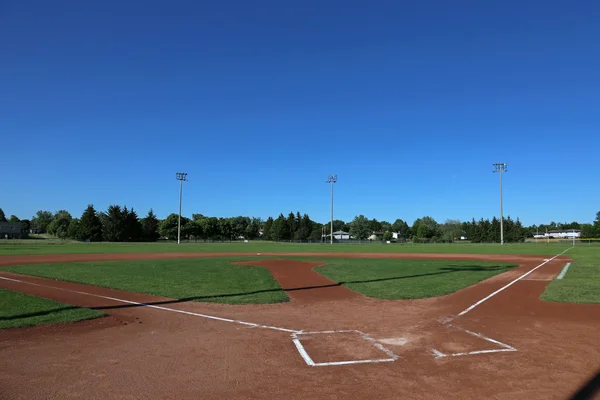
[233,259,363,302]
[1,251,599,400]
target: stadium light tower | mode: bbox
[493,163,507,245]
[326,174,337,244]
[176,172,188,244]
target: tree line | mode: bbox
[1,206,599,242]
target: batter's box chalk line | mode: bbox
[291,330,399,367]
[431,325,517,359]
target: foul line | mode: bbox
[0,275,299,334]
[456,247,573,317]
[432,325,517,359]
[556,263,572,280]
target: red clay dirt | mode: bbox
[0,252,599,400]
[232,259,364,302]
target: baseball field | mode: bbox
[1,241,599,399]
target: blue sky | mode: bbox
[1,0,599,225]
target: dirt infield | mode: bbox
[1,252,599,399]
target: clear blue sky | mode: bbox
[2,0,599,226]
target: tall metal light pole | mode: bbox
[492,163,507,245]
[326,174,337,244]
[176,172,188,244]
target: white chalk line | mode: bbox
[0,275,299,333]
[291,330,398,367]
[456,247,573,317]
[556,263,572,280]
[432,325,517,359]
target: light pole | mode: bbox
[492,163,507,245]
[326,174,337,244]
[176,172,188,244]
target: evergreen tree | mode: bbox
[262,217,274,241]
[140,209,160,242]
[287,212,296,241]
[79,205,103,242]
[102,205,126,241]
[0,208,6,222]
[9,215,20,223]
[124,207,142,241]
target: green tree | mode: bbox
[124,207,142,241]
[32,210,53,232]
[20,219,31,236]
[412,216,439,241]
[52,210,73,240]
[581,224,597,238]
[0,208,6,222]
[287,212,296,241]
[440,219,463,242]
[245,217,261,240]
[158,214,190,241]
[369,219,383,233]
[383,231,393,241]
[102,205,126,242]
[392,219,411,240]
[350,215,371,240]
[219,218,233,241]
[595,211,600,228]
[140,209,160,242]
[9,215,20,223]
[203,217,220,240]
[78,205,103,242]
[68,218,82,240]
[262,217,274,241]
[270,214,288,241]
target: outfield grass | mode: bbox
[313,259,516,299]
[0,239,578,256]
[0,289,104,329]
[541,247,600,304]
[3,258,289,305]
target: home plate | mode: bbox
[378,338,409,346]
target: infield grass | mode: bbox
[541,247,600,304]
[314,259,516,299]
[3,258,289,305]
[0,289,104,329]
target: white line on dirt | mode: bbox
[291,330,399,367]
[432,325,517,358]
[0,275,299,334]
[456,247,573,317]
[556,263,572,280]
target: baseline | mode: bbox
[455,247,573,318]
[0,275,299,334]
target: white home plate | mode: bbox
[378,338,409,346]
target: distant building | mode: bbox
[0,222,23,239]
[323,231,353,240]
[534,229,581,239]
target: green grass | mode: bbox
[3,258,289,305]
[0,289,104,329]
[541,246,600,304]
[0,239,580,256]
[313,259,516,299]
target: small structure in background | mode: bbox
[0,222,23,239]
[322,230,353,241]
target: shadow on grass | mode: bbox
[0,306,80,322]
[1,264,512,320]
